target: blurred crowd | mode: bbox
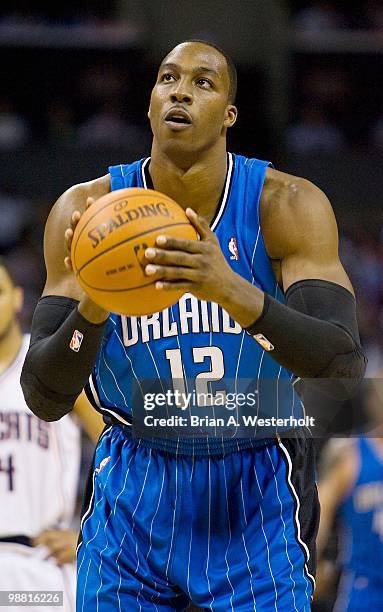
[291,0,383,32]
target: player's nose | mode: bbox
[170,89,192,105]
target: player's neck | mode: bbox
[149,142,228,222]
[0,320,22,376]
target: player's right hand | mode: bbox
[64,196,95,271]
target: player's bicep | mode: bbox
[42,190,84,300]
[42,175,110,300]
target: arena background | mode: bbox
[2,1,383,609]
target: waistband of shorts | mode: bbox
[103,415,277,456]
[0,535,32,547]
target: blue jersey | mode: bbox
[338,438,383,583]
[87,153,303,454]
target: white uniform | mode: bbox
[0,335,81,612]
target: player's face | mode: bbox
[0,266,22,339]
[148,43,237,159]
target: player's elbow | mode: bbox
[20,368,75,422]
[307,340,367,400]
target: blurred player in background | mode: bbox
[316,378,383,611]
[0,257,104,612]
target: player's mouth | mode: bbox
[164,107,192,130]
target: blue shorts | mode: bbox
[77,426,317,611]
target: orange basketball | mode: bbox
[71,188,199,316]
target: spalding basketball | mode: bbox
[71,188,199,316]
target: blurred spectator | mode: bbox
[76,100,149,148]
[370,113,383,149]
[339,234,383,374]
[46,101,75,145]
[0,97,30,149]
[284,106,346,154]
[78,65,128,104]
[364,0,383,31]
[0,187,32,253]
[292,1,348,32]
[302,67,351,114]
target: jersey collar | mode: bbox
[140,153,234,231]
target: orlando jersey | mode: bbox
[338,437,383,583]
[87,153,303,453]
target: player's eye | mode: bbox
[160,73,176,83]
[196,78,213,88]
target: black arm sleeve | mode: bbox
[245,280,367,394]
[20,296,107,421]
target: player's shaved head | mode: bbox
[164,39,237,104]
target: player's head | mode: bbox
[0,257,23,341]
[148,40,238,164]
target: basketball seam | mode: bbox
[73,189,173,264]
[76,221,193,281]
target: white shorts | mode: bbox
[0,543,76,612]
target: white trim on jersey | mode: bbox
[266,447,299,612]
[277,440,316,591]
[210,152,233,232]
[88,375,132,427]
[141,157,150,188]
[140,153,233,232]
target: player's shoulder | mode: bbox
[263,167,328,214]
[260,167,338,259]
[44,175,110,247]
[50,174,110,220]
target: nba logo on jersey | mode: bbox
[228,237,239,260]
[69,329,83,352]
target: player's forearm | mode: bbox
[220,272,265,328]
[221,276,367,392]
[21,296,107,421]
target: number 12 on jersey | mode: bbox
[165,346,226,407]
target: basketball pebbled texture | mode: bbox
[71,188,199,316]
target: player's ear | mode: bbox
[223,105,238,129]
[13,286,23,315]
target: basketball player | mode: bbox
[20,41,366,610]
[0,258,104,612]
[316,382,383,611]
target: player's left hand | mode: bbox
[32,529,78,566]
[144,208,238,304]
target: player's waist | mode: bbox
[0,535,32,547]
[102,413,277,456]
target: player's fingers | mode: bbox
[32,530,57,546]
[65,227,73,249]
[64,256,73,271]
[185,208,211,240]
[86,196,95,210]
[145,247,200,268]
[155,235,205,253]
[54,548,76,566]
[70,210,81,231]
[145,265,198,281]
[155,281,192,291]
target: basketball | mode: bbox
[71,188,199,316]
